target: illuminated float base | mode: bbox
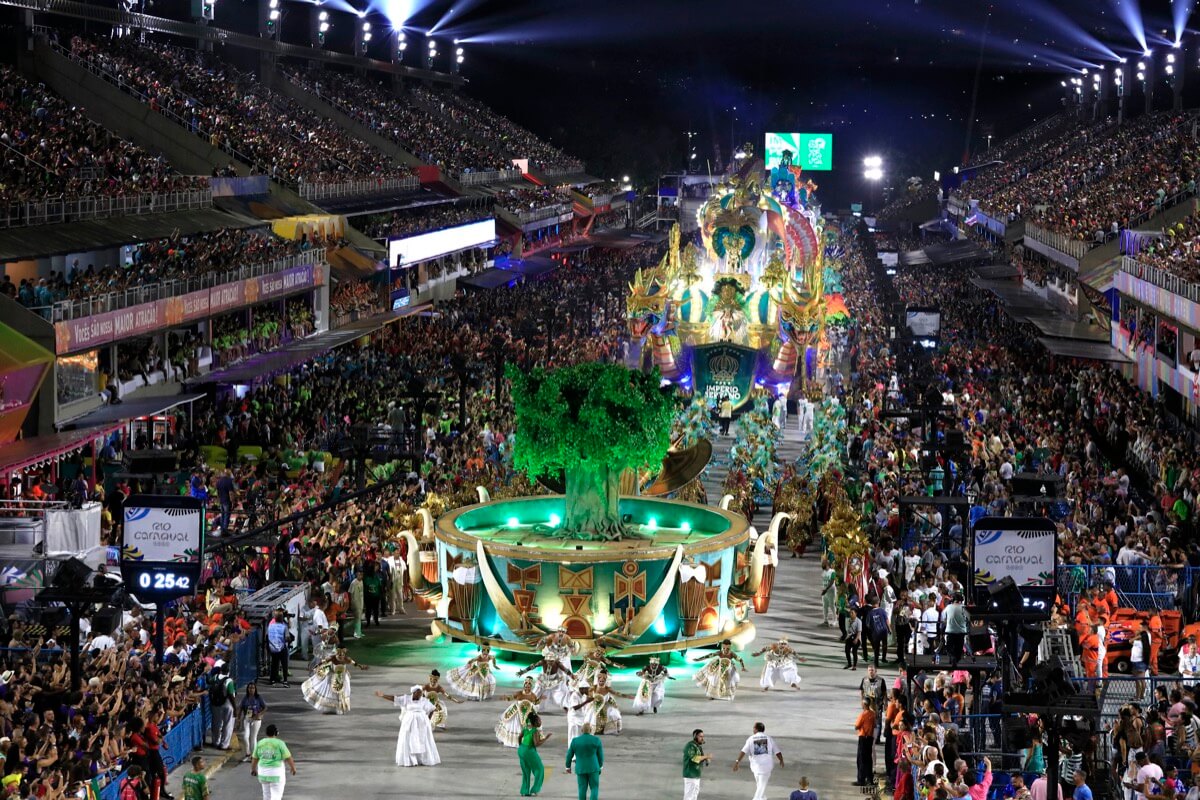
[430,496,760,656]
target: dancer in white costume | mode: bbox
[564,681,591,765]
[301,648,369,714]
[575,670,631,735]
[751,637,805,691]
[631,656,675,715]
[423,670,462,729]
[377,687,441,767]
[495,677,543,747]
[534,628,579,673]
[693,639,745,701]
[445,644,499,701]
[573,648,616,688]
[518,655,576,711]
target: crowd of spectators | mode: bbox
[961,112,1198,242]
[359,201,492,240]
[282,70,514,176]
[68,37,411,188]
[877,182,939,221]
[0,65,204,205]
[9,228,322,313]
[492,185,572,216]
[330,280,380,320]
[1128,210,1200,286]
[409,85,577,172]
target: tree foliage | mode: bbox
[507,362,675,479]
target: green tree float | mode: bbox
[507,362,675,541]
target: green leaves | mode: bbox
[507,363,675,477]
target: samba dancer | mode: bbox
[534,627,579,673]
[423,669,462,730]
[752,637,805,691]
[572,670,631,736]
[693,639,745,701]
[445,644,499,701]
[518,656,576,712]
[300,648,368,715]
[376,687,440,767]
[496,677,544,747]
[574,648,616,688]
[631,656,676,715]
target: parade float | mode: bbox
[425,363,770,657]
[626,146,830,413]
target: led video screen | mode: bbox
[764,132,834,172]
[389,218,497,268]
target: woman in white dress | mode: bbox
[301,649,369,714]
[573,648,615,688]
[445,644,499,701]
[631,656,675,715]
[752,637,804,691]
[535,628,578,673]
[574,670,630,735]
[692,639,745,701]
[495,677,543,747]
[377,687,441,767]
[423,670,463,730]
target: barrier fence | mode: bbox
[517,203,571,224]
[459,169,522,186]
[299,175,419,201]
[0,187,213,230]
[1121,255,1200,305]
[47,249,326,323]
[1055,563,1190,614]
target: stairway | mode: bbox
[1039,627,1083,679]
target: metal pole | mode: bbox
[154,605,166,665]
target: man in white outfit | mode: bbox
[797,398,814,436]
[733,721,784,800]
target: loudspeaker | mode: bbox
[986,576,1024,615]
[92,605,121,637]
[53,557,93,590]
[968,630,992,654]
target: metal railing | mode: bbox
[1121,255,1200,305]
[515,203,571,224]
[0,187,213,230]
[539,164,584,179]
[49,248,326,322]
[1056,563,1189,615]
[1024,222,1093,260]
[459,169,522,186]
[298,176,419,201]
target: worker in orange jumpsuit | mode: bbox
[1090,587,1112,623]
[1080,627,1101,679]
[1103,582,1119,614]
[1149,611,1164,675]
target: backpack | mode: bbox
[868,608,889,639]
[210,676,231,706]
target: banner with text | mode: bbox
[971,516,1057,617]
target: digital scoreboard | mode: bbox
[120,495,205,602]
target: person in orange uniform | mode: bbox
[1149,611,1164,675]
[1102,582,1119,615]
[1079,626,1100,679]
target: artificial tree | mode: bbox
[507,362,675,541]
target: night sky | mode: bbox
[199,0,1193,208]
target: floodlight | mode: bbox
[399,41,407,50]
[429,39,436,48]
[863,155,883,168]
[864,167,883,180]
[1119,56,1127,63]
[268,9,279,18]
[1137,71,1145,80]
[362,21,370,30]
[1060,80,1067,87]
[269,0,278,7]
[1081,68,1089,75]
[1137,61,1146,70]
[1167,53,1175,63]
[456,47,463,55]
[318,10,327,20]
[319,21,329,31]
[1145,49,1153,56]
[1166,64,1175,74]
[364,32,371,40]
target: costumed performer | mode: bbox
[518,655,576,712]
[534,627,579,673]
[631,656,676,715]
[445,643,499,701]
[693,639,745,701]
[301,648,368,714]
[575,670,631,735]
[423,669,462,730]
[496,677,544,748]
[752,636,805,691]
[377,687,441,767]
[574,648,616,688]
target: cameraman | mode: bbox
[267,608,293,687]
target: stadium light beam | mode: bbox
[1108,0,1148,54]
[863,155,883,169]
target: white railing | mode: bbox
[50,248,326,322]
[0,188,213,230]
[459,169,523,186]
[1121,255,1200,305]
[539,164,584,178]
[298,176,419,201]
[516,203,571,224]
[1024,222,1092,261]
